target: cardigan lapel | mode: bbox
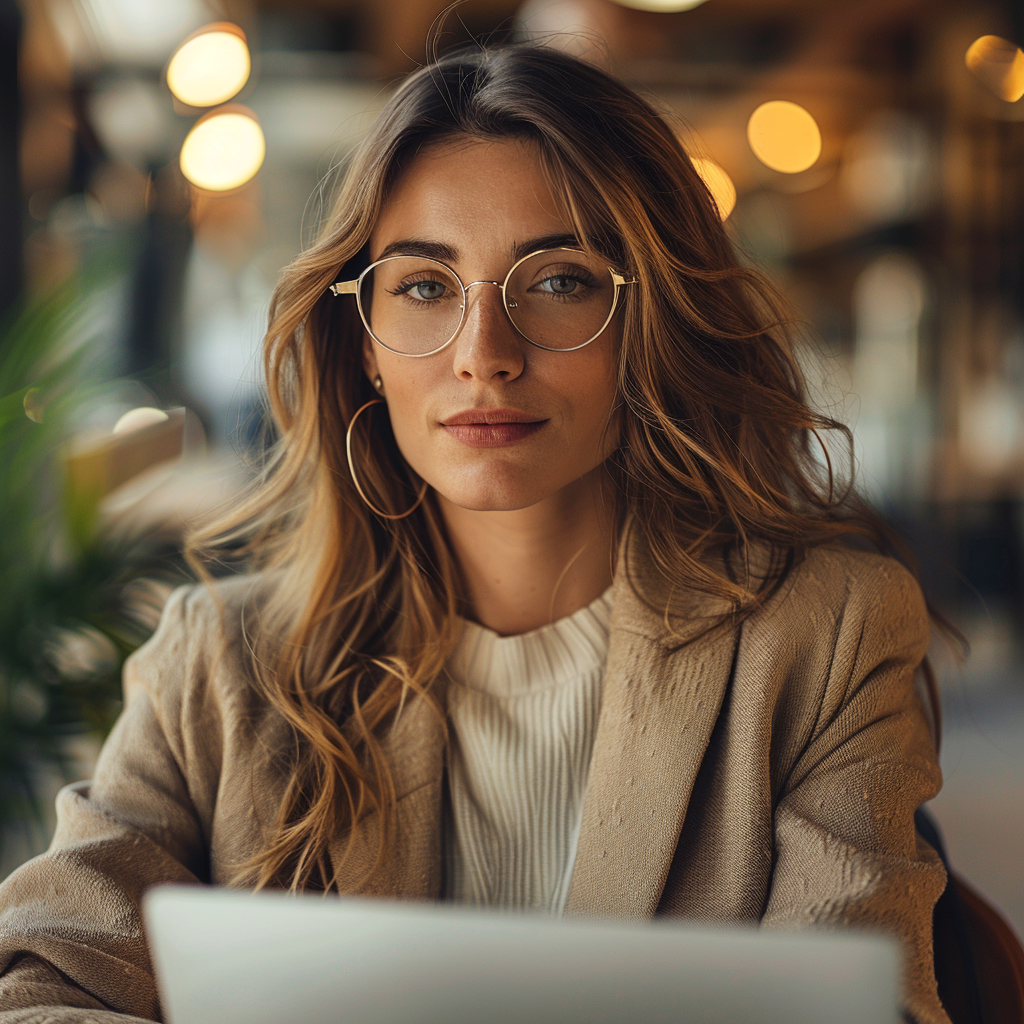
[327,687,447,899]
[564,521,740,919]
[326,520,743,910]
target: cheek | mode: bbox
[570,348,620,433]
[587,348,623,460]
[589,385,622,463]
[376,360,436,453]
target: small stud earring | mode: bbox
[373,375,383,392]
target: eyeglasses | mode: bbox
[330,247,636,357]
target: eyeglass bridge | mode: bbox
[461,279,518,310]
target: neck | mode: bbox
[437,467,622,636]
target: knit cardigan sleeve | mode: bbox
[0,586,210,1022]
[759,557,949,1024]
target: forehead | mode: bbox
[369,137,574,262]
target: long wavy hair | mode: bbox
[187,43,940,893]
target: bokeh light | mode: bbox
[746,100,822,174]
[23,389,43,423]
[609,0,709,12]
[179,108,266,192]
[965,35,1024,103]
[113,408,169,435]
[690,157,737,219]
[167,24,251,108]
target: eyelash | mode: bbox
[384,266,601,306]
[534,269,598,298]
[387,276,453,304]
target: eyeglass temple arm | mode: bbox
[332,269,634,296]
[331,271,634,300]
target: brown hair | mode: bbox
[187,43,941,893]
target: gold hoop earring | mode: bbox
[345,399,428,520]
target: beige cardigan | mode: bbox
[0,529,950,1024]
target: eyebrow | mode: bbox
[373,233,581,265]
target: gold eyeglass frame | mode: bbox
[329,247,637,357]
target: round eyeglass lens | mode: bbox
[359,249,618,355]
[360,256,464,355]
[505,249,616,350]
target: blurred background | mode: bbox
[1,0,1023,939]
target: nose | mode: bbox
[450,281,526,383]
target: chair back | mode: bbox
[917,807,1024,1024]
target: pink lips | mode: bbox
[441,408,547,447]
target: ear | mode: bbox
[361,334,380,387]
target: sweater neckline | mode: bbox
[447,585,614,696]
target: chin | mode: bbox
[436,464,554,512]
[440,486,550,513]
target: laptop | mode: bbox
[142,885,900,1024]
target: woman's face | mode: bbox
[361,136,623,513]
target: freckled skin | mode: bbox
[361,137,622,513]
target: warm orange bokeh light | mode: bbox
[690,157,737,219]
[747,100,822,174]
[965,35,1024,102]
[180,108,266,192]
[167,24,251,108]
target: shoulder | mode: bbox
[739,544,931,701]
[123,572,278,711]
[763,544,928,634]
[158,572,273,637]
[134,572,271,659]
[620,524,927,657]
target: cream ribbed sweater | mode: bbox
[441,585,614,915]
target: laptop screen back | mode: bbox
[143,885,899,1024]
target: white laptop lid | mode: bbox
[143,885,900,1024]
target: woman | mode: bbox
[0,44,949,1024]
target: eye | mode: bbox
[539,274,580,295]
[528,265,599,299]
[401,279,448,301]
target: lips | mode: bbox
[441,408,544,426]
[440,408,548,447]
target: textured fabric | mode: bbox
[442,584,613,913]
[0,526,950,1024]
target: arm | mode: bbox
[760,560,950,1024]
[0,587,211,1022]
